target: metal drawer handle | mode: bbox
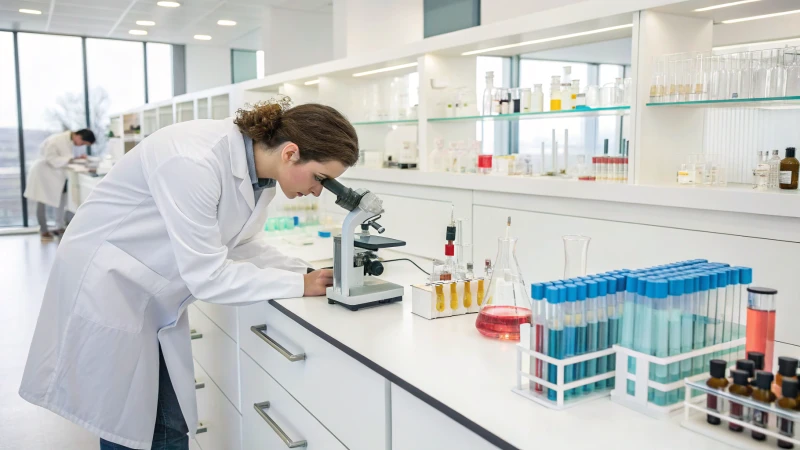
[254,401,307,448]
[190,328,203,340]
[196,422,207,434]
[250,325,305,362]
[195,378,205,390]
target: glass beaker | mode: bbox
[786,47,800,96]
[475,237,532,341]
[752,50,770,99]
[563,235,590,279]
[718,55,731,100]
[692,54,707,101]
[767,48,788,98]
[745,287,777,372]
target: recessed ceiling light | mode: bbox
[722,9,800,23]
[352,62,418,77]
[461,24,633,56]
[304,79,320,85]
[129,29,148,35]
[136,20,156,26]
[19,8,42,14]
[194,34,212,40]
[693,0,760,12]
[217,20,237,26]
[157,1,180,7]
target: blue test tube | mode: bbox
[607,275,625,388]
[531,283,547,395]
[584,280,600,393]
[725,267,740,362]
[713,270,728,360]
[595,277,613,389]
[668,277,685,405]
[705,271,720,369]
[546,286,563,401]
[693,273,709,375]
[651,279,669,406]
[737,267,753,359]
[621,273,640,395]
[573,282,588,397]
[563,284,577,400]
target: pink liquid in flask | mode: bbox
[475,305,532,341]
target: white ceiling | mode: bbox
[0,0,333,45]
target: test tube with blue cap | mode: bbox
[725,267,740,362]
[651,279,669,406]
[595,277,613,389]
[545,286,563,401]
[573,282,588,396]
[584,280,599,394]
[693,273,709,375]
[563,284,578,400]
[668,277,685,405]
[621,273,639,395]
[737,267,753,359]
[531,283,547,394]
[713,270,728,359]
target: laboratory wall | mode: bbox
[186,45,232,94]
[261,8,334,76]
[332,0,424,57]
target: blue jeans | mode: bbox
[100,348,188,450]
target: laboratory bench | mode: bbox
[188,239,729,450]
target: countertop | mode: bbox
[268,243,728,450]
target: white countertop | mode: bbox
[271,246,728,450]
[341,167,800,219]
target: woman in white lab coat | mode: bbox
[19,98,359,450]
[23,129,95,240]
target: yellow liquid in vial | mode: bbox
[435,285,445,312]
[477,279,485,306]
[463,281,472,308]
[650,85,657,96]
[550,99,561,111]
[450,283,458,310]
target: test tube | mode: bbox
[563,284,577,400]
[706,271,720,363]
[714,270,729,360]
[595,277,612,389]
[531,283,547,394]
[572,282,587,397]
[650,279,668,405]
[738,267,753,360]
[621,273,639,395]
[608,275,625,389]
[692,274,709,376]
[584,280,600,393]
[665,277,683,404]
[725,268,740,363]
[546,286,564,401]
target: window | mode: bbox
[0,32,22,226]
[86,38,145,155]
[232,49,258,84]
[146,43,173,103]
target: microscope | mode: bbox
[321,178,406,311]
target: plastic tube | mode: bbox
[671,277,687,404]
[714,270,729,360]
[563,285,577,400]
[595,277,612,389]
[583,280,598,394]
[621,273,639,395]
[706,271,720,362]
[531,283,547,394]
[573,282,588,397]
[546,286,563,401]
[693,274,709,376]
[726,268,740,363]
[608,275,626,389]
[738,267,753,360]
[651,279,669,405]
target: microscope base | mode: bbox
[327,296,402,311]
[326,281,404,311]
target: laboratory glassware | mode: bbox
[706,359,729,425]
[767,48,788,98]
[667,56,680,102]
[745,287,777,372]
[692,53,707,101]
[728,369,753,432]
[786,47,800,96]
[776,357,799,388]
[482,71,498,116]
[600,82,616,107]
[531,283,546,394]
[751,371,777,441]
[586,85,600,108]
[623,78,633,105]
[752,50,770,99]
[563,235,590,279]
[477,154,492,175]
[550,76,562,111]
[475,220,532,341]
[777,380,799,448]
[651,57,665,101]
[520,88,532,113]
[769,149,782,189]
[532,84,544,112]
[498,88,511,114]
[510,88,522,113]
[780,147,799,190]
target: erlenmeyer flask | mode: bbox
[563,235,590,279]
[475,237,532,341]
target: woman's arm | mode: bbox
[228,233,312,274]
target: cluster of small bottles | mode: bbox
[427,138,481,173]
[678,154,728,187]
[617,261,757,408]
[705,355,800,448]
[755,147,799,191]
[529,275,626,401]
[576,139,630,183]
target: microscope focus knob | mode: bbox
[366,260,384,277]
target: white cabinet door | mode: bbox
[392,384,499,450]
[194,301,239,343]
[240,350,348,450]
[193,362,241,450]
[188,305,240,411]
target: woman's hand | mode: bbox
[303,269,333,296]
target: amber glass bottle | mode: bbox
[778,379,799,449]
[737,359,756,385]
[728,369,753,432]
[778,357,799,387]
[780,147,799,190]
[706,359,729,425]
[752,370,777,441]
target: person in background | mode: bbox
[23,129,95,241]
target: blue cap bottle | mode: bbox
[739,267,753,285]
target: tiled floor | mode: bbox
[0,234,98,450]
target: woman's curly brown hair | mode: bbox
[234,96,359,167]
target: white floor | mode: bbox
[0,234,98,450]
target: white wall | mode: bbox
[481,0,584,24]
[262,8,334,76]
[229,28,262,51]
[333,0,423,57]
[185,45,232,93]
[522,38,632,65]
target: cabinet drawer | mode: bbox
[188,304,240,411]
[193,301,238,342]
[391,384,498,450]
[193,362,241,450]
[238,301,388,450]
[241,350,347,450]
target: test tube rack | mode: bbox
[513,323,617,410]
[410,279,483,320]
[610,337,746,419]
[681,379,800,449]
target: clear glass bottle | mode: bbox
[550,76,562,111]
[482,71,497,116]
[532,84,544,112]
[571,80,580,110]
[428,138,445,172]
[561,82,573,110]
[499,88,510,114]
[520,88,532,113]
[769,149,782,189]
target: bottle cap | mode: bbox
[708,271,717,290]
[739,267,753,284]
[576,282,587,301]
[783,378,799,399]
[747,286,777,295]
[709,359,727,379]
[787,147,796,158]
[559,285,568,304]
[748,352,765,371]
[626,274,639,293]
[755,370,774,390]
[615,275,626,292]
[699,273,710,291]
[444,243,454,257]
[531,283,545,301]
[552,280,564,285]
[669,278,684,296]
[645,279,656,298]
[736,359,756,378]
[728,267,740,284]
[779,357,799,377]
[565,284,578,302]
[683,276,695,295]
[546,286,560,304]
[716,270,728,287]
[731,369,750,386]
[605,277,617,295]
[597,279,607,297]
[638,277,648,296]
[654,279,668,299]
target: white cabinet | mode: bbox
[240,350,347,450]
[391,384,498,450]
[188,304,240,411]
[193,301,238,343]
[193,362,241,450]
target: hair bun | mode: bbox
[234,96,292,142]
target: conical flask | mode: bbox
[475,236,532,341]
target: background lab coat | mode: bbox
[19,118,310,449]
[24,131,74,207]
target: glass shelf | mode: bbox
[351,119,419,126]
[428,106,630,123]
[646,96,800,109]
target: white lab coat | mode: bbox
[24,131,74,207]
[19,118,310,449]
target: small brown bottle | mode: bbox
[728,369,753,432]
[737,359,756,384]
[778,379,799,449]
[748,352,765,386]
[706,359,729,425]
[778,357,799,387]
[752,370,777,441]
[780,147,799,190]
